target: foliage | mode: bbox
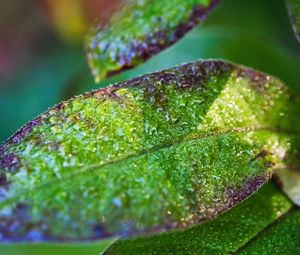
[0,0,300,254]
[86,0,219,82]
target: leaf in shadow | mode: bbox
[0,238,116,255]
[86,0,220,82]
[237,208,300,254]
[0,60,299,242]
[286,0,300,42]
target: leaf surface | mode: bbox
[0,60,299,242]
[0,238,115,255]
[104,183,293,254]
[287,0,300,42]
[237,208,300,254]
[86,0,220,82]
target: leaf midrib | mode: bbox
[3,126,299,206]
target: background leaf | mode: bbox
[286,0,300,42]
[0,238,116,255]
[86,0,220,82]
[237,208,300,254]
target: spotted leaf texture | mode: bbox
[287,0,300,42]
[86,0,220,82]
[0,60,299,243]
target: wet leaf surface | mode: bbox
[104,183,293,254]
[0,60,299,243]
[86,0,220,82]
[287,0,300,42]
[3,0,300,145]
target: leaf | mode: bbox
[237,208,300,254]
[85,0,220,82]
[0,60,299,242]
[0,238,116,255]
[103,183,293,254]
[286,0,300,42]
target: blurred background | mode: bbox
[1,0,300,144]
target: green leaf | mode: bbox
[103,183,293,254]
[86,0,220,82]
[286,0,300,42]
[0,60,299,242]
[0,238,116,255]
[237,208,300,254]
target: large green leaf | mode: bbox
[286,0,300,42]
[86,0,220,82]
[0,60,299,244]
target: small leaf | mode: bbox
[103,183,293,254]
[286,0,300,42]
[86,0,220,82]
[0,60,299,242]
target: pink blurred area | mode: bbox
[0,0,124,85]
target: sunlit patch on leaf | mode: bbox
[286,0,300,42]
[86,0,220,82]
[0,60,299,242]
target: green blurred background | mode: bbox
[0,0,300,254]
[0,0,300,144]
